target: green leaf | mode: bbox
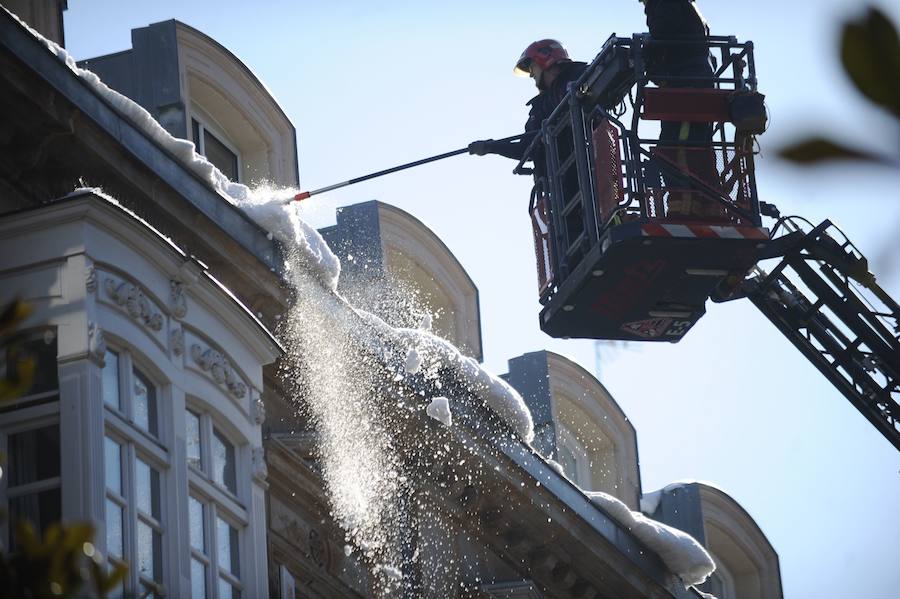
[778,136,894,165]
[841,7,900,118]
[0,299,32,336]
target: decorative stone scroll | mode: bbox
[85,266,97,294]
[252,446,268,483]
[251,396,266,425]
[88,321,106,366]
[190,343,248,399]
[104,278,163,331]
[170,327,185,357]
[169,280,188,319]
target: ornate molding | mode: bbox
[251,396,266,425]
[85,266,97,294]
[170,327,185,357]
[169,280,188,319]
[252,446,268,483]
[88,321,106,366]
[190,344,247,399]
[104,278,163,332]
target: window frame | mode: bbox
[190,113,242,183]
[185,405,242,503]
[187,486,246,598]
[102,345,170,597]
[0,405,61,549]
[705,549,737,599]
[0,327,61,549]
[102,348,163,444]
[556,425,592,489]
[185,402,247,598]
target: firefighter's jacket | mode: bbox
[488,61,588,167]
[643,0,713,86]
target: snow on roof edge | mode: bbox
[5,3,534,453]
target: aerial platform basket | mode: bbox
[519,34,771,342]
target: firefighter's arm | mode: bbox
[468,131,538,160]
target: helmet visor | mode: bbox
[514,55,531,77]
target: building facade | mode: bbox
[0,5,782,598]
[0,194,279,597]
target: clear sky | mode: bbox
[63,1,900,597]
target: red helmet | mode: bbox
[514,39,570,76]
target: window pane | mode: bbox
[191,557,207,599]
[133,368,158,436]
[203,129,239,182]
[192,118,202,149]
[189,496,205,552]
[106,562,124,599]
[8,425,60,486]
[186,410,202,470]
[102,351,120,409]
[137,520,162,583]
[136,458,161,519]
[212,429,236,494]
[8,488,61,550]
[104,437,122,495]
[216,517,239,576]
[218,578,240,599]
[105,499,123,558]
[139,581,162,599]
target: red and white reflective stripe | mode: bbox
[642,223,769,240]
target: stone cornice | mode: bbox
[0,194,282,365]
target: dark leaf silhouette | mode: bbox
[0,298,35,401]
[0,520,128,598]
[778,136,893,165]
[841,7,900,119]
[780,6,900,168]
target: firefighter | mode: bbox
[642,0,714,145]
[641,0,722,219]
[467,39,586,176]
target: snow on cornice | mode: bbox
[3,6,534,443]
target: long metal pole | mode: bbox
[285,134,523,203]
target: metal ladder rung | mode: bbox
[565,232,587,257]
[563,193,584,216]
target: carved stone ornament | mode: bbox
[105,278,163,331]
[169,280,188,319]
[191,344,248,399]
[170,327,185,357]
[85,266,97,294]
[88,321,107,366]
[308,528,328,569]
[252,446,268,483]
[251,396,266,425]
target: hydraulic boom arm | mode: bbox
[740,218,900,450]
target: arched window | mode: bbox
[706,550,737,599]
[557,425,592,488]
[185,402,247,598]
[546,353,640,507]
[101,346,168,597]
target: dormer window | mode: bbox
[192,117,240,182]
[557,425,591,488]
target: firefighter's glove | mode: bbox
[468,140,495,156]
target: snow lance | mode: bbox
[285,134,524,204]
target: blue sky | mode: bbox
[64,1,900,597]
